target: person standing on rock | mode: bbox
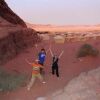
[25,59,46,91]
[49,48,64,77]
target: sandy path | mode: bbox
[0,39,100,100]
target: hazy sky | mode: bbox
[6,0,100,25]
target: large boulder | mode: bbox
[0,0,40,64]
[0,28,39,65]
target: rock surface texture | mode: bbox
[47,67,100,100]
[0,0,39,64]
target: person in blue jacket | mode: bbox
[38,48,46,74]
[35,44,50,74]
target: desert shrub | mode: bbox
[77,44,99,58]
[0,69,27,92]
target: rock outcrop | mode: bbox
[0,0,26,27]
[46,67,100,100]
[0,0,40,64]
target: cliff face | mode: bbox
[0,0,27,27]
[0,0,40,64]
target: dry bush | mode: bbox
[0,68,27,91]
[77,44,99,58]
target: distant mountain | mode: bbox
[26,23,100,32]
[26,23,53,28]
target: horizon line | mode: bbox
[26,22,100,26]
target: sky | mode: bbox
[6,0,100,25]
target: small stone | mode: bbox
[36,97,46,100]
[0,88,3,91]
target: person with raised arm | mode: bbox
[49,48,64,77]
[25,59,46,91]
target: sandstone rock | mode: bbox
[0,0,27,27]
[52,89,64,97]
[54,35,65,43]
[47,67,100,100]
[0,28,39,64]
[0,0,40,65]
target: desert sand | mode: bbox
[0,37,100,100]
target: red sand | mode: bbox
[0,39,100,100]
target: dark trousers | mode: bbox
[40,68,44,74]
[52,66,59,77]
[38,62,45,75]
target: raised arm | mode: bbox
[58,50,64,59]
[46,44,52,54]
[25,59,32,65]
[35,44,39,53]
[49,48,54,57]
[46,49,49,54]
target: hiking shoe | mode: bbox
[42,81,46,84]
[27,87,30,91]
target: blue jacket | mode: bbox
[38,52,46,63]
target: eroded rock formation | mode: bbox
[0,0,40,64]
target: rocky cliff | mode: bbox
[0,0,40,64]
[0,0,27,27]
